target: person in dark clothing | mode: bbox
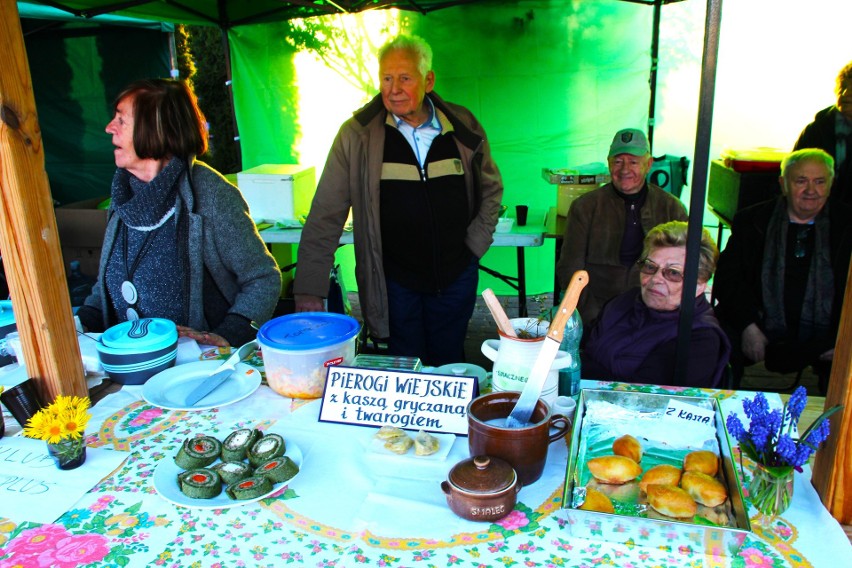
[794,61,852,205]
[76,79,281,347]
[555,128,687,329]
[582,221,730,388]
[714,148,852,394]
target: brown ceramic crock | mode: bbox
[467,391,571,486]
[441,455,520,522]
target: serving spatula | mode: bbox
[183,339,258,407]
[503,271,588,428]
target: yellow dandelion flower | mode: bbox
[59,407,91,438]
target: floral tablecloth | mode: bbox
[1,376,850,568]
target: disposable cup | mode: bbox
[0,378,43,428]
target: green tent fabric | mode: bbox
[20,18,173,205]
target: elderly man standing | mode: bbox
[293,34,503,366]
[714,148,852,393]
[555,128,687,329]
[794,61,852,204]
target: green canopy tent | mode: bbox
[11,0,723,387]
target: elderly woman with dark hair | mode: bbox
[582,221,730,388]
[76,79,281,347]
[714,148,852,393]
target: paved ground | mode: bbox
[346,292,821,396]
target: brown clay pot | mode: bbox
[467,391,571,486]
[441,455,520,522]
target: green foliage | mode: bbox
[181,25,240,174]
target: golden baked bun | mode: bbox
[681,471,728,507]
[587,455,642,484]
[612,434,643,463]
[639,464,682,493]
[646,484,698,519]
[579,487,615,514]
[587,478,640,502]
[683,450,719,476]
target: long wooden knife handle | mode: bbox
[547,270,589,343]
[482,288,517,337]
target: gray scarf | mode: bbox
[761,198,833,340]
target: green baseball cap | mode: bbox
[608,128,650,157]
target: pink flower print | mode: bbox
[5,525,69,556]
[775,525,793,538]
[89,495,116,512]
[129,407,164,426]
[37,534,109,568]
[496,510,530,531]
[740,547,774,567]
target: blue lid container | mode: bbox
[0,301,18,367]
[97,318,178,385]
[258,312,360,351]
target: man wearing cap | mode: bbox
[555,128,687,330]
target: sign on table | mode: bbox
[319,366,476,434]
[0,437,129,524]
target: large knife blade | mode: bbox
[504,271,588,428]
[183,339,258,407]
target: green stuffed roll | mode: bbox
[175,435,222,469]
[247,433,286,466]
[255,456,299,484]
[178,468,222,499]
[213,460,254,485]
[221,428,263,462]
[225,475,273,500]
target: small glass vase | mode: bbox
[748,463,794,526]
[47,438,87,470]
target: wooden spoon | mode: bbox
[482,288,517,337]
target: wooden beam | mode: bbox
[0,0,87,402]
[812,253,852,523]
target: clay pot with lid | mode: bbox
[441,455,520,522]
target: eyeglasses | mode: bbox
[793,225,812,259]
[636,258,684,283]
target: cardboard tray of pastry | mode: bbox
[561,389,751,557]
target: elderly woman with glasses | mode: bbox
[714,148,852,393]
[581,221,730,388]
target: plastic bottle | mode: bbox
[557,308,582,397]
[67,260,95,307]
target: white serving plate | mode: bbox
[153,440,302,509]
[142,361,261,411]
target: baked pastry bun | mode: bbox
[579,487,615,514]
[646,484,697,519]
[587,455,642,484]
[683,450,719,476]
[681,471,728,507]
[612,434,643,463]
[639,464,682,493]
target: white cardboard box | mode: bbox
[236,164,316,223]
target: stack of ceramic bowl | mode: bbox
[96,318,178,385]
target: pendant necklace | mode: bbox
[121,224,157,321]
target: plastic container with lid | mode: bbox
[96,318,178,384]
[258,312,360,399]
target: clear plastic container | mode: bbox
[258,313,360,399]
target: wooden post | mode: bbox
[812,254,852,523]
[0,0,87,401]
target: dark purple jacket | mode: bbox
[582,288,731,388]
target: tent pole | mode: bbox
[0,0,87,402]
[647,0,662,153]
[673,0,722,385]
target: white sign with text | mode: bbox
[661,398,717,442]
[318,366,477,434]
[0,437,129,524]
